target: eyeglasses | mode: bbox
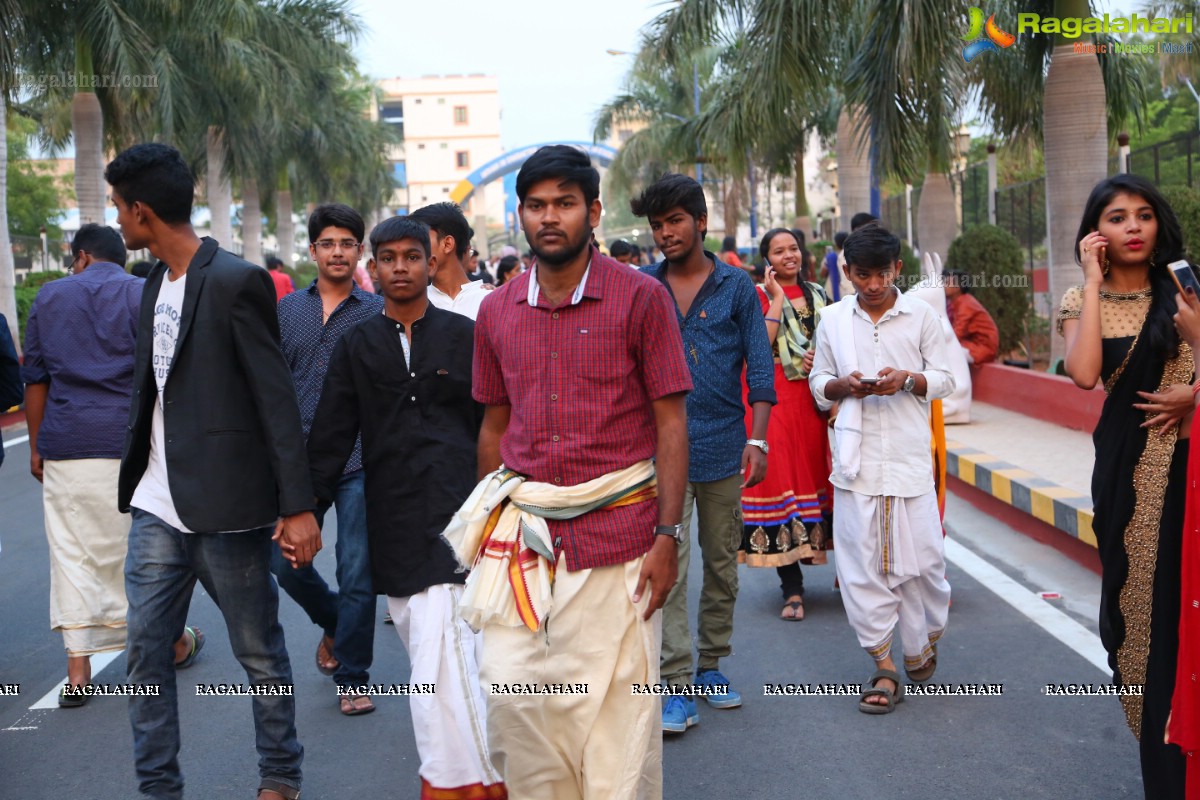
[313,239,360,252]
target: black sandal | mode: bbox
[859,669,905,715]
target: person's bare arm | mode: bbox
[633,392,687,620]
[477,404,511,479]
[25,382,47,482]
[1064,235,1106,389]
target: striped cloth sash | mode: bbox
[777,282,825,381]
[441,460,657,632]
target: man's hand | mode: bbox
[273,511,322,568]
[740,444,767,488]
[844,371,873,399]
[30,452,43,483]
[871,366,907,396]
[633,535,678,620]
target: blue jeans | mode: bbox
[269,470,374,688]
[125,509,302,799]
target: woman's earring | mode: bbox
[1103,256,1111,277]
[1150,247,1158,266]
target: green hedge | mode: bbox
[944,225,1032,353]
[16,270,69,337]
[1161,185,1200,260]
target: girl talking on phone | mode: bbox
[1058,174,1192,799]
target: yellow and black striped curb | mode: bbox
[946,441,1095,548]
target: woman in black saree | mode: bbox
[1058,174,1192,799]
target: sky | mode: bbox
[351,0,667,149]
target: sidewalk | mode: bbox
[945,401,1096,548]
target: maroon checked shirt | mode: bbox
[473,249,693,571]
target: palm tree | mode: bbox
[0,0,26,349]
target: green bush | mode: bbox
[16,270,68,337]
[944,224,1032,353]
[1161,185,1200,260]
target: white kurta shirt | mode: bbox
[428,279,491,321]
[809,290,955,498]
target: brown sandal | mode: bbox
[338,692,375,716]
[315,634,337,676]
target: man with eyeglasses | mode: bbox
[272,203,384,715]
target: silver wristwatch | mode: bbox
[746,438,769,454]
[655,524,685,543]
[901,373,917,392]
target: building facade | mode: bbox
[375,75,504,228]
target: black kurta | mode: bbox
[307,306,481,597]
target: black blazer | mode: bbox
[118,238,315,531]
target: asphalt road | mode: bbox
[0,429,1143,799]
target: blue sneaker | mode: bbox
[695,669,742,709]
[661,695,699,734]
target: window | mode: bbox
[439,142,448,149]
[618,129,633,143]
[442,187,451,194]
[454,105,468,124]
[455,151,470,169]
[417,143,425,150]
[437,97,445,104]
[414,98,422,104]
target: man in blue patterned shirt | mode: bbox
[271,203,384,715]
[633,174,776,734]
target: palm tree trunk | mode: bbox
[1045,0,1108,365]
[836,107,871,231]
[723,176,742,243]
[793,141,811,233]
[242,177,263,267]
[0,101,18,352]
[72,38,105,225]
[206,126,233,247]
[276,166,295,268]
[916,171,958,262]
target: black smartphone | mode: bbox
[1168,260,1200,302]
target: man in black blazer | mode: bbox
[107,143,319,800]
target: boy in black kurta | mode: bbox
[306,217,506,799]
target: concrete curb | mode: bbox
[1,409,25,431]
[946,439,1095,548]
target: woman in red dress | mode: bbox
[741,228,833,620]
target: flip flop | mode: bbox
[58,683,90,708]
[339,692,375,716]
[859,669,905,715]
[175,626,205,669]
[316,634,338,677]
[905,644,937,683]
[780,598,805,621]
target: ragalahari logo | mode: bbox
[962,8,1016,61]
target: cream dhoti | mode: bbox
[43,458,128,656]
[386,585,506,799]
[831,487,950,668]
[442,461,663,800]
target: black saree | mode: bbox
[1090,326,1191,799]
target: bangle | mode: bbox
[765,317,781,323]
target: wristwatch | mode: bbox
[901,373,917,393]
[746,438,769,454]
[655,524,685,544]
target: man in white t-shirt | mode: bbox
[409,202,492,321]
[108,143,319,800]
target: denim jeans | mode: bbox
[125,509,302,799]
[269,470,374,688]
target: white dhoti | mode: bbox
[479,554,663,800]
[43,458,128,656]
[386,584,505,798]
[832,487,950,668]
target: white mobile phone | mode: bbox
[858,376,881,385]
[1168,260,1200,299]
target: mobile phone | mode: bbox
[858,376,881,384]
[1168,260,1200,300]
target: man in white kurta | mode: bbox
[809,223,955,711]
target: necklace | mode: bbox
[1099,286,1152,301]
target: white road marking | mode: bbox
[28,650,125,711]
[944,537,1110,675]
[2,434,29,448]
